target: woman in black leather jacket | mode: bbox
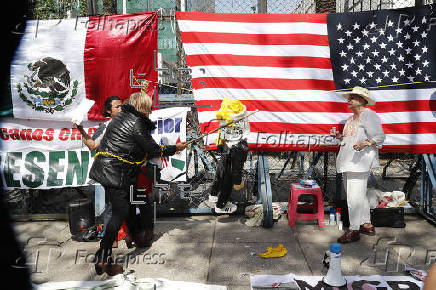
[89,92,186,276]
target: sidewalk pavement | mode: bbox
[13,213,436,289]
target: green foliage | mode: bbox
[102,0,117,15]
[33,0,117,19]
[33,0,87,20]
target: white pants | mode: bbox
[343,171,371,230]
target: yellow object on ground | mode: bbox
[258,244,288,258]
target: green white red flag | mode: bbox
[6,12,158,121]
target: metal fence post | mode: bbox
[257,0,267,13]
[87,0,98,15]
[257,154,273,228]
[421,154,436,224]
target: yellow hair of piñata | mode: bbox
[215,98,246,145]
[216,98,245,127]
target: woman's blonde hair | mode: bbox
[125,92,152,114]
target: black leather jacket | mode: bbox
[89,104,177,189]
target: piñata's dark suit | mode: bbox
[210,111,250,208]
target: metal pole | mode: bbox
[420,154,425,214]
[258,154,273,228]
[323,152,328,194]
[257,0,267,13]
[176,0,182,96]
[87,0,96,16]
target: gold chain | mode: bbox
[94,151,148,165]
[160,145,165,157]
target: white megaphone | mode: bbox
[322,243,347,288]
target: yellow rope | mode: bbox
[334,80,436,92]
[94,151,148,165]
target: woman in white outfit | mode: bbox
[331,87,385,244]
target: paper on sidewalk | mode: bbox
[405,265,428,282]
[250,273,299,289]
[35,274,227,290]
[251,273,425,289]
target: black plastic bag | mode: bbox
[72,225,99,242]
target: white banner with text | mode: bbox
[0,107,189,189]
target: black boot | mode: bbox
[133,229,154,247]
[104,257,124,276]
[94,249,105,275]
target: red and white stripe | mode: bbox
[177,12,436,153]
[161,156,169,168]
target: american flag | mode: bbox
[176,5,436,153]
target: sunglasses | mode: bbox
[347,94,364,100]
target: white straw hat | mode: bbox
[343,86,375,105]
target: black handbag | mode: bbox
[336,200,406,228]
[370,207,406,228]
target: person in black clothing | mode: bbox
[89,92,186,276]
[73,96,124,247]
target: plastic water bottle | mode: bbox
[336,208,342,230]
[336,208,341,223]
[329,208,336,226]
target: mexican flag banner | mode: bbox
[5,12,158,121]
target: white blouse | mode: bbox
[336,108,386,173]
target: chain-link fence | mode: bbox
[4,0,430,218]
[186,0,435,13]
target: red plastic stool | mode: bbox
[287,183,325,227]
